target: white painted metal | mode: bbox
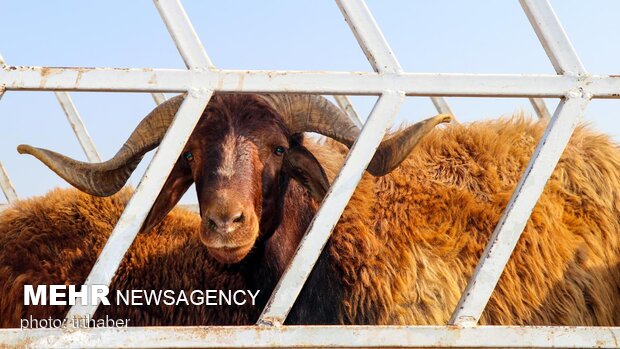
[335,0,453,115]
[259,91,405,325]
[0,0,618,347]
[333,95,363,127]
[54,92,102,162]
[520,0,585,75]
[335,0,401,73]
[8,67,620,96]
[64,90,213,321]
[0,53,5,102]
[529,97,550,119]
[0,162,18,203]
[430,96,454,116]
[2,326,619,348]
[450,0,591,327]
[151,92,167,105]
[0,204,7,212]
[449,95,590,326]
[153,0,213,69]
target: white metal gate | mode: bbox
[1,0,619,347]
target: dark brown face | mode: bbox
[142,94,330,264]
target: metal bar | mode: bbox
[449,93,591,326]
[529,97,551,119]
[430,96,454,115]
[333,95,363,127]
[335,0,401,73]
[0,162,18,203]
[2,325,619,348]
[64,89,213,321]
[0,53,5,101]
[151,92,167,105]
[335,0,453,115]
[7,67,620,97]
[259,91,405,325]
[54,92,101,162]
[0,204,8,213]
[520,0,585,75]
[152,0,213,69]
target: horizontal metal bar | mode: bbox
[520,0,585,75]
[5,67,620,97]
[0,162,18,203]
[64,90,213,321]
[1,325,619,348]
[152,0,213,69]
[54,92,101,162]
[259,92,405,325]
[450,95,590,326]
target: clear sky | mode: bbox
[1,1,619,204]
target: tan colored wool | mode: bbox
[1,116,618,327]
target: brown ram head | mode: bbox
[18,94,451,264]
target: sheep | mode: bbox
[8,93,619,327]
[0,188,253,327]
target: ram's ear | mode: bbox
[283,145,329,202]
[141,159,194,233]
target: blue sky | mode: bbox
[1,1,619,203]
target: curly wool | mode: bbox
[330,116,620,325]
[0,189,252,327]
[1,116,619,327]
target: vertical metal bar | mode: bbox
[449,94,590,326]
[54,92,101,162]
[258,91,405,325]
[64,89,213,321]
[152,0,214,69]
[151,92,167,105]
[520,0,586,75]
[529,97,550,119]
[335,0,453,115]
[333,95,363,128]
[0,162,18,203]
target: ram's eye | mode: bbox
[184,151,194,161]
[274,146,286,156]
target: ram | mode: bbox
[3,93,619,327]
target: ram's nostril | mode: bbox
[233,213,245,224]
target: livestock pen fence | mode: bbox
[0,0,619,347]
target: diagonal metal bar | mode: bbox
[520,0,585,75]
[0,162,18,203]
[151,92,167,105]
[529,97,550,119]
[64,89,213,321]
[258,91,405,325]
[449,93,591,326]
[2,52,101,162]
[54,92,101,162]
[335,0,453,115]
[333,95,363,127]
[153,0,213,69]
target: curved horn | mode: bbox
[17,95,186,196]
[260,94,452,176]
